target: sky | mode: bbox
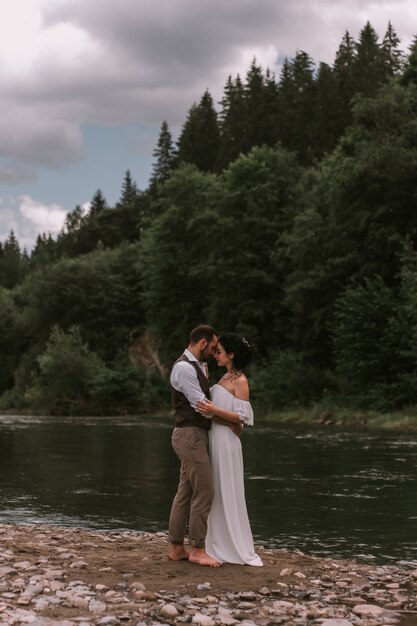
[0,0,415,250]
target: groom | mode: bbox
[168,324,222,567]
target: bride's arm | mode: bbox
[197,399,242,423]
[210,415,243,438]
[196,377,250,427]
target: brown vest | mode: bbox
[170,354,211,429]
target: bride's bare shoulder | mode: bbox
[234,374,249,401]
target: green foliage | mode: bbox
[332,277,399,409]
[0,288,21,395]
[0,231,28,288]
[56,190,147,257]
[140,163,223,362]
[3,23,417,415]
[206,145,302,353]
[30,233,59,270]
[118,170,138,207]
[401,36,417,86]
[27,325,107,414]
[217,75,248,169]
[25,326,158,415]
[89,189,109,215]
[250,349,325,412]
[381,22,405,77]
[150,121,176,188]
[332,248,417,410]
[353,22,386,98]
[282,80,417,364]
[177,90,220,172]
[16,243,144,361]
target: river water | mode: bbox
[1,415,416,566]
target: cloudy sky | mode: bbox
[0,0,415,249]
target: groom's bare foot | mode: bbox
[188,547,222,567]
[168,543,189,561]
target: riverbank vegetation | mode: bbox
[2,22,417,424]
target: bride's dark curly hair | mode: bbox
[219,333,253,371]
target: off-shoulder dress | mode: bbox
[205,383,263,566]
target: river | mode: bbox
[1,415,416,566]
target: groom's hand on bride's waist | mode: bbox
[228,422,244,438]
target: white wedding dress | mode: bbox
[205,384,263,566]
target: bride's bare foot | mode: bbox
[168,543,190,561]
[188,547,222,567]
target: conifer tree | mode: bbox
[118,170,138,206]
[312,62,339,159]
[333,30,357,135]
[381,21,405,77]
[0,230,23,288]
[401,36,417,86]
[89,189,108,215]
[263,68,280,144]
[244,59,268,148]
[177,90,220,172]
[217,75,248,170]
[30,233,58,269]
[150,120,176,187]
[276,58,297,149]
[63,205,85,234]
[288,51,316,162]
[354,22,385,97]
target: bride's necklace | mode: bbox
[222,370,242,380]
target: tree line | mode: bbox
[1,21,417,415]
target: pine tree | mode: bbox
[89,189,109,215]
[244,59,267,149]
[354,21,385,98]
[149,120,176,187]
[263,68,280,145]
[30,233,58,269]
[118,170,138,206]
[177,89,220,172]
[381,21,405,77]
[217,75,248,170]
[288,50,316,162]
[401,36,417,86]
[243,61,280,150]
[312,62,339,159]
[276,58,298,152]
[333,30,357,93]
[0,230,23,288]
[333,30,357,136]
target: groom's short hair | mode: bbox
[190,324,219,345]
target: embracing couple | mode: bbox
[168,324,263,568]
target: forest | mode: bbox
[1,21,417,417]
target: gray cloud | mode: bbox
[0,161,36,185]
[0,0,415,185]
[0,194,67,250]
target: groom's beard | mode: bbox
[200,348,210,361]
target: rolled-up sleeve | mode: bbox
[170,362,206,409]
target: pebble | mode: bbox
[197,582,211,590]
[0,523,416,626]
[192,613,216,626]
[160,603,178,618]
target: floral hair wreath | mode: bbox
[241,336,251,349]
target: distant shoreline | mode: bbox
[1,405,417,433]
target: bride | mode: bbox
[197,334,263,567]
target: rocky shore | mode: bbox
[0,524,416,626]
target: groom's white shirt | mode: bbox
[170,349,207,410]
